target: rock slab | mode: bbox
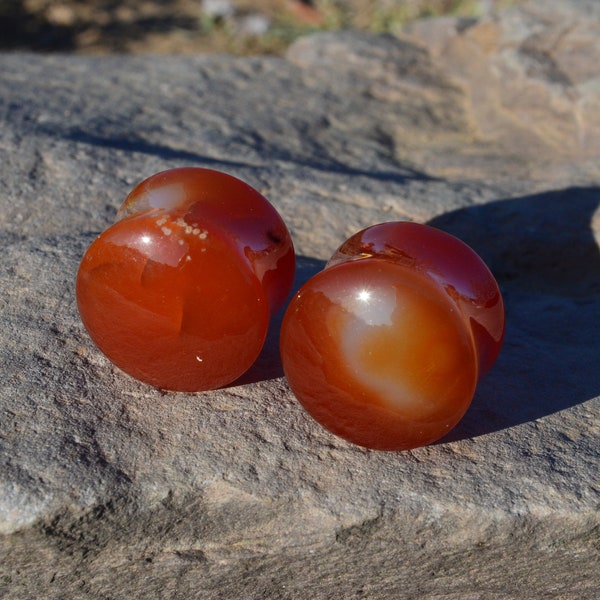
[0,1,599,598]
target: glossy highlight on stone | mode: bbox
[280,222,505,451]
[77,168,295,391]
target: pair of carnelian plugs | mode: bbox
[77,168,505,451]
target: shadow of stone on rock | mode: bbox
[430,186,600,442]
[239,134,438,184]
[62,129,260,171]
[63,125,438,185]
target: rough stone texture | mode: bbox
[0,1,598,598]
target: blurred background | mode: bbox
[0,0,522,55]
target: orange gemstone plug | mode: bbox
[280,222,504,451]
[77,168,295,391]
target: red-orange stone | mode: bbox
[280,222,505,451]
[77,168,295,391]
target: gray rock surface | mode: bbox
[1,0,598,598]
